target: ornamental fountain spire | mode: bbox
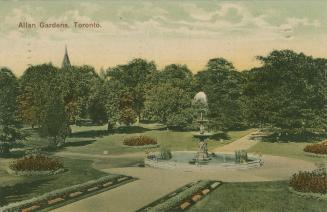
[192,91,212,163]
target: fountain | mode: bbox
[144,92,262,170]
[190,92,212,164]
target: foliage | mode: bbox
[144,83,193,128]
[106,58,157,120]
[195,58,247,131]
[304,141,327,154]
[19,64,58,127]
[289,168,327,194]
[0,68,26,154]
[123,135,157,146]
[244,50,327,137]
[10,155,63,171]
[59,65,100,123]
[159,147,172,160]
[235,150,248,163]
[39,92,69,147]
[119,92,137,125]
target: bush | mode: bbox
[123,135,157,146]
[235,150,248,163]
[289,168,327,194]
[159,148,172,160]
[10,155,63,171]
[304,141,327,154]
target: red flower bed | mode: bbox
[304,141,327,154]
[10,155,63,171]
[289,169,327,194]
[123,135,157,146]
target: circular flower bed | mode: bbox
[123,135,157,146]
[9,155,64,176]
[289,168,327,194]
[304,141,327,154]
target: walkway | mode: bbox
[213,130,262,153]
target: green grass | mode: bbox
[248,142,326,163]
[189,181,327,212]
[0,157,108,207]
[64,124,255,155]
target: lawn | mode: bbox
[63,124,255,155]
[0,157,108,207]
[248,141,326,163]
[189,181,327,212]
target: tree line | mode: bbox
[1,49,327,153]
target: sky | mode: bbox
[0,0,327,76]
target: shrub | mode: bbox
[123,135,157,146]
[289,168,327,194]
[235,150,248,163]
[10,155,63,171]
[159,148,172,160]
[304,141,327,154]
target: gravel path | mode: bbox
[213,130,262,153]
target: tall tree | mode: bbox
[0,68,26,153]
[244,50,327,139]
[106,58,157,120]
[19,64,58,127]
[195,58,246,130]
[144,83,193,129]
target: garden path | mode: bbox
[213,130,262,153]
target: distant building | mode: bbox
[61,45,71,68]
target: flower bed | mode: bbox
[304,141,327,154]
[0,175,133,212]
[10,155,63,172]
[137,180,221,212]
[289,168,327,194]
[123,135,157,146]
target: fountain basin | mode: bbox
[145,151,262,171]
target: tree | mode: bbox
[106,58,157,120]
[59,65,99,123]
[156,64,195,94]
[118,92,137,126]
[19,64,58,127]
[144,83,193,129]
[39,94,69,147]
[244,50,327,139]
[195,58,246,130]
[0,68,26,153]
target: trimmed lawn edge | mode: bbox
[0,175,136,212]
[289,187,327,201]
[43,177,137,211]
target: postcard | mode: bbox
[0,1,327,211]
